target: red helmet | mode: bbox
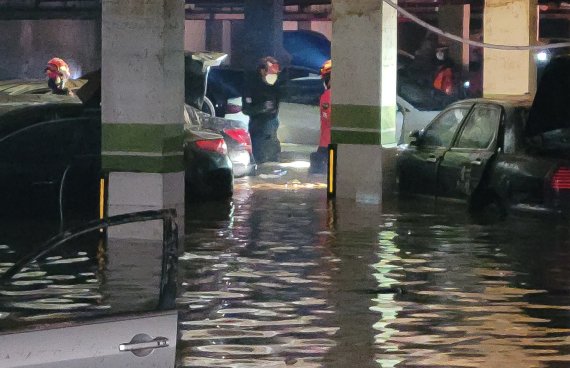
[320,59,332,77]
[45,57,70,79]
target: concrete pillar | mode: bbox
[242,0,288,68]
[483,0,538,97]
[102,0,186,239]
[438,5,470,73]
[330,0,397,204]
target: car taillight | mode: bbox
[224,128,252,153]
[551,167,570,191]
[195,138,227,155]
[226,103,242,114]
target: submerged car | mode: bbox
[0,95,233,218]
[185,53,255,177]
[398,56,570,215]
[0,210,179,367]
[396,97,570,215]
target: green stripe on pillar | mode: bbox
[331,130,381,145]
[102,123,184,153]
[331,104,396,145]
[102,154,184,173]
[102,123,185,173]
[332,104,381,130]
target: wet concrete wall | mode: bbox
[0,19,101,80]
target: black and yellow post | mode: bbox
[99,173,108,233]
[327,144,337,199]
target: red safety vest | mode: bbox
[319,88,332,148]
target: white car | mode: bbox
[225,76,443,147]
[397,96,441,145]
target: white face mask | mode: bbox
[265,74,278,86]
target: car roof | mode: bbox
[449,97,533,109]
[0,96,83,137]
[0,79,87,95]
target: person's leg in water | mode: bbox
[249,118,266,164]
[250,117,281,164]
[265,116,281,162]
[309,146,328,173]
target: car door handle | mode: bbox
[426,155,438,163]
[119,335,169,356]
[470,159,483,166]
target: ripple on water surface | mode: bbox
[177,179,570,368]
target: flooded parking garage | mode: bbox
[175,151,570,367]
[3,148,570,367]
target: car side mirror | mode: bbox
[409,130,421,146]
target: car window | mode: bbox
[421,107,470,147]
[280,77,323,106]
[0,232,169,331]
[397,73,458,111]
[455,105,502,149]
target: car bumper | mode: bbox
[228,149,256,177]
[185,150,234,199]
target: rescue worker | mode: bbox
[242,56,282,164]
[45,57,71,95]
[432,48,455,96]
[309,59,332,173]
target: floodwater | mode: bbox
[177,161,570,368]
[2,152,570,367]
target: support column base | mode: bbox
[106,171,185,240]
[335,144,382,204]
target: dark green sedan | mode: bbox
[397,97,570,215]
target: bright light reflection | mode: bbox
[279,161,311,169]
[536,51,549,63]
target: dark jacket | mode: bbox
[242,71,281,121]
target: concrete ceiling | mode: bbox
[0,0,568,20]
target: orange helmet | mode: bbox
[320,59,332,77]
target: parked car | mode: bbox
[397,72,457,144]
[0,79,86,95]
[0,94,233,218]
[283,30,331,73]
[207,30,458,146]
[213,68,450,146]
[185,53,256,177]
[0,210,179,368]
[0,68,253,180]
[398,55,570,215]
[396,96,570,214]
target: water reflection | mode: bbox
[2,165,570,367]
[0,230,168,331]
[178,172,570,368]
